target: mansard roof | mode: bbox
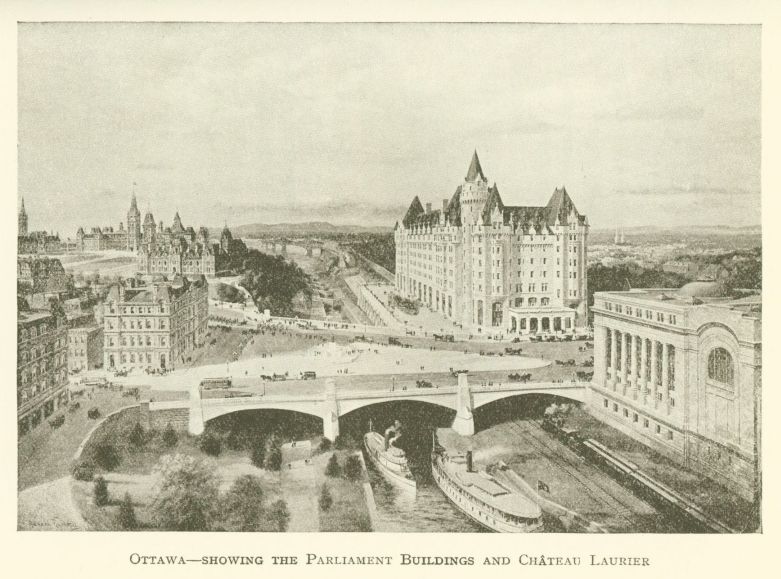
[465,150,486,182]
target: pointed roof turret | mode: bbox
[465,150,486,182]
[402,196,425,228]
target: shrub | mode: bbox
[267,499,290,532]
[318,438,332,453]
[72,460,96,481]
[93,476,109,507]
[344,455,363,482]
[87,407,101,419]
[264,439,282,471]
[129,422,146,448]
[93,444,120,471]
[116,492,137,530]
[221,475,265,531]
[334,433,357,450]
[151,454,220,531]
[49,414,65,429]
[250,442,266,469]
[318,484,333,512]
[162,424,178,448]
[325,453,341,478]
[198,432,222,457]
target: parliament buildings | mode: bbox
[395,152,588,334]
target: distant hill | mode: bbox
[221,221,393,237]
[592,225,761,236]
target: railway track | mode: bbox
[503,419,647,529]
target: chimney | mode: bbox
[466,450,473,473]
[425,203,432,214]
[442,199,448,213]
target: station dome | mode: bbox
[675,280,730,299]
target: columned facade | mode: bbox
[588,287,761,502]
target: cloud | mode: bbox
[602,104,705,122]
[621,185,758,197]
[135,162,173,171]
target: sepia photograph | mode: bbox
[15,20,762,538]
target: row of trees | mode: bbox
[238,249,312,317]
[91,455,290,532]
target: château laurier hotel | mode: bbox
[394,152,589,334]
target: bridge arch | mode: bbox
[201,399,323,425]
[472,390,583,432]
[337,394,457,418]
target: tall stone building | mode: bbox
[395,152,589,334]
[589,283,761,501]
[17,308,69,435]
[102,275,209,372]
[127,193,142,251]
[18,197,28,236]
[18,198,62,254]
[76,194,142,251]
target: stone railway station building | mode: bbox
[589,282,761,501]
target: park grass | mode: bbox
[18,390,136,491]
[313,450,372,532]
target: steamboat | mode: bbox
[363,420,416,493]
[431,429,543,533]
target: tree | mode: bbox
[344,455,363,482]
[94,476,109,507]
[72,460,95,481]
[151,454,220,531]
[334,433,357,450]
[264,437,282,471]
[318,438,332,453]
[162,423,178,448]
[198,432,222,457]
[117,492,138,530]
[221,475,265,532]
[325,453,342,478]
[92,444,120,471]
[319,484,333,512]
[129,422,146,448]
[250,441,266,469]
[267,499,290,532]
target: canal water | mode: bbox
[341,400,488,532]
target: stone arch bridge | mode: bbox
[143,374,585,440]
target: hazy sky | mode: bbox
[18,23,760,236]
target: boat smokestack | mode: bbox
[466,450,473,473]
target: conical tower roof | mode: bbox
[465,150,486,182]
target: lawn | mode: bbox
[72,411,283,531]
[18,390,136,491]
[313,449,372,532]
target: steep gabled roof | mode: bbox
[465,150,486,182]
[444,186,462,226]
[481,184,504,224]
[402,196,425,227]
[545,186,579,225]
